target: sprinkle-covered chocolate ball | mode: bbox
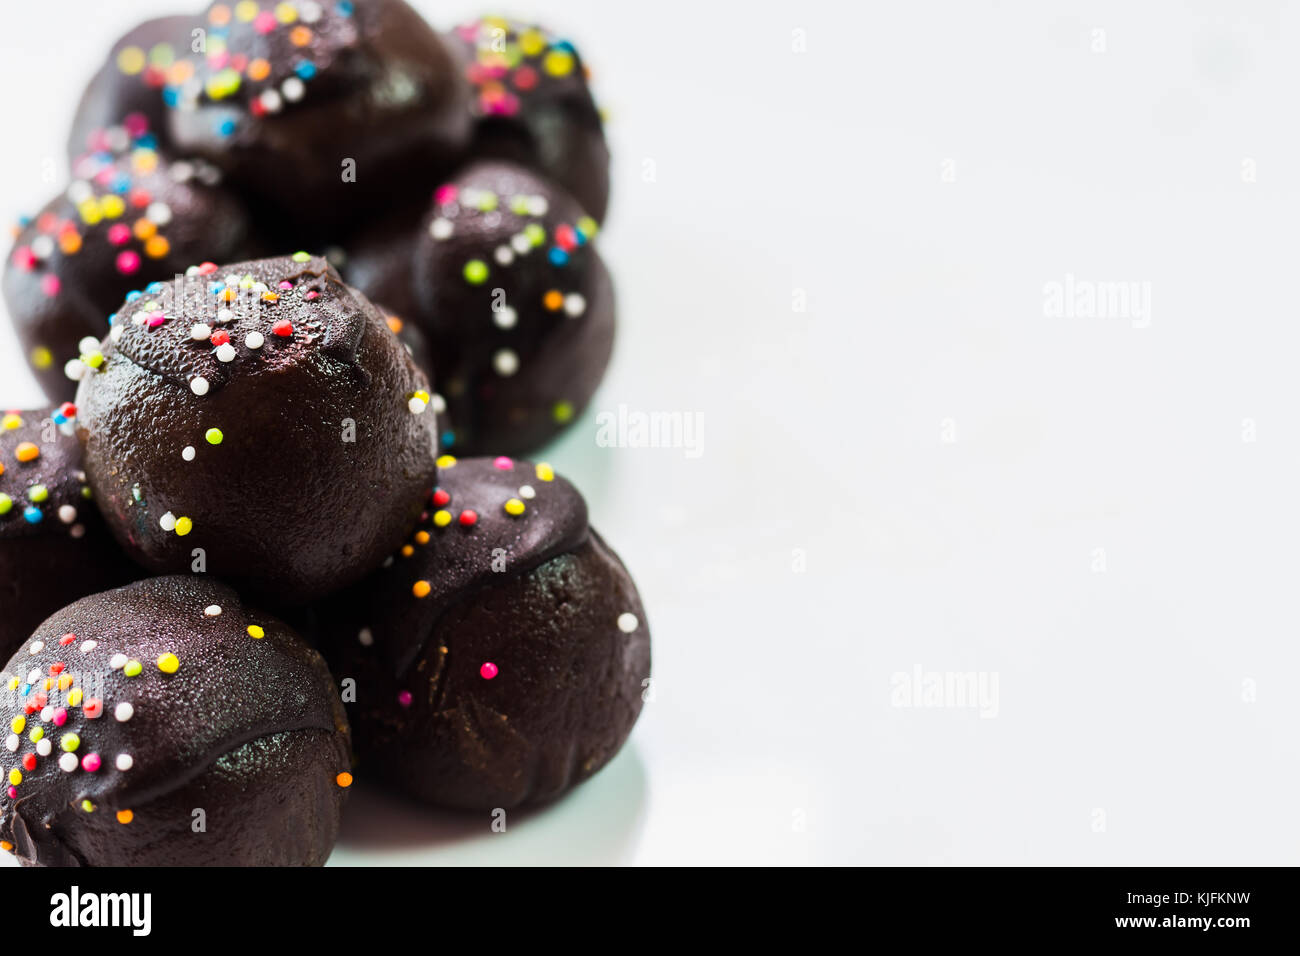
[66,16,195,161]
[164,0,472,231]
[4,118,256,402]
[321,456,650,810]
[74,253,438,605]
[346,160,614,456]
[0,575,351,866]
[446,17,611,222]
[0,407,138,663]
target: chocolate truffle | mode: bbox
[0,575,351,866]
[446,17,611,222]
[66,16,195,161]
[74,253,438,605]
[347,160,614,456]
[164,0,472,231]
[4,118,256,402]
[321,455,650,810]
[0,407,137,663]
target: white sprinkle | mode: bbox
[299,0,322,23]
[147,201,172,226]
[78,336,101,354]
[250,281,269,294]
[493,305,517,329]
[31,235,54,260]
[109,654,127,671]
[216,342,237,363]
[216,309,234,324]
[105,126,129,151]
[282,77,305,102]
[191,324,211,341]
[132,310,152,325]
[182,446,196,462]
[564,293,587,317]
[40,706,54,721]
[429,217,454,240]
[80,640,97,653]
[493,349,519,376]
[35,738,52,756]
[64,359,87,382]
[169,161,194,183]
[245,331,264,350]
[618,613,640,633]
[528,195,549,216]
[260,89,283,113]
[110,326,124,343]
[3,735,16,753]
[29,641,44,655]
[204,605,222,617]
[190,376,210,396]
[26,669,40,685]
[58,752,78,772]
[116,753,134,771]
[408,397,428,414]
[159,512,177,532]
[431,393,446,413]
[114,702,134,722]
[511,232,532,254]
[519,484,536,499]
[358,628,374,647]
[67,180,93,203]
[58,505,77,524]
[494,245,514,266]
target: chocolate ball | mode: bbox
[0,407,138,662]
[347,160,614,456]
[164,0,472,231]
[74,253,438,605]
[446,17,611,222]
[0,575,351,866]
[4,120,256,402]
[321,455,650,810]
[66,16,195,160]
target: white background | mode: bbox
[3,0,1299,865]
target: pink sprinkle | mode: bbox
[397,690,413,708]
[6,785,15,799]
[207,51,229,70]
[40,275,61,297]
[480,662,498,680]
[493,456,513,470]
[254,10,277,33]
[198,261,218,275]
[435,184,458,205]
[278,280,293,290]
[107,223,131,245]
[12,247,36,271]
[81,753,101,772]
[123,112,149,137]
[147,312,167,329]
[303,290,319,300]
[52,708,68,727]
[116,250,141,275]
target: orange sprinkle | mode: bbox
[543,290,564,311]
[58,232,82,254]
[132,218,157,240]
[209,4,231,26]
[221,288,237,302]
[15,442,39,463]
[248,57,271,81]
[336,772,353,788]
[290,26,312,46]
[401,545,414,557]
[415,531,430,545]
[116,810,133,824]
[261,292,279,303]
[0,841,12,852]
[144,235,170,259]
[412,580,431,599]
[386,316,404,334]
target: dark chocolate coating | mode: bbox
[164,0,472,231]
[346,160,615,456]
[66,16,195,161]
[74,254,438,605]
[4,121,256,402]
[446,18,610,222]
[0,575,351,866]
[321,456,650,810]
[0,408,139,662]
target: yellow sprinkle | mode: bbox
[433,510,452,527]
[67,688,82,706]
[535,462,555,482]
[234,0,258,22]
[116,810,134,824]
[175,517,193,536]
[10,716,24,734]
[8,769,21,786]
[157,652,180,673]
[543,49,575,77]
[99,194,125,219]
[247,625,265,639]
[117,46,146,75]
[30,347,52,370]
[78,199,102,225]
[436,455,457,468]
[275,1,298,23]
[504,498,526,516]
[519,29,546,57]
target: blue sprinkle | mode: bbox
[294,60,317,80]
[107,312,118,326]
[209,282,225,295]
[137,133,158,150]
[146,281,165,294]
[441,430,456,447]
[217,118,237,137]
[554,40,576,53]
[111,175,131,194]
[336,1,354,16]
[548,247,570,267]
[125,290,142,302]
[162,87,180,108]
[19,683,31,697]
[17,215,31,227]
[23,507,42,524]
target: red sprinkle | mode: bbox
[197,262,219,275]
[459,510,478,527]
[272,320,293,338]
[432,489,450,507]
[21,754,36,771]
[58,633,76,646]
[209,330,231,347]
[49,662,65,675]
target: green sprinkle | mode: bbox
[524,223,546,247]
[510,195,532,215]
[27,485,48,503]
[553,401,574,424]
[81,799,94,813]
[60,733,80,752]
[577,216,599,238]
[123,660,142,677]
[292,251,311,263]
[0,494,11,516]
[205,428,224,446]
[463,260,489,285]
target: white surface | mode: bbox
[3,1,1299,866]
